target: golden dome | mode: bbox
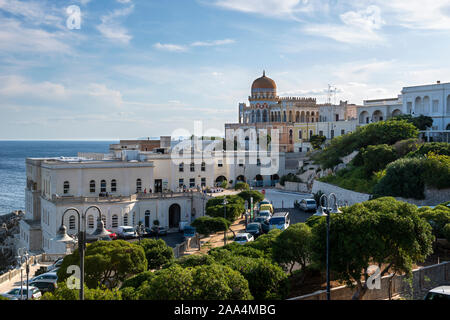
[251,71,276,91]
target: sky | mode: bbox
[1,0,450,140]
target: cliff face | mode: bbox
[0,211,23,274]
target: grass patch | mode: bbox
[319,166,381,194]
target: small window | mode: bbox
[201,178,206,187]
[90,180,95,193]
[123,213,128,226]
[190,162,195,172]
[218,161,223,167]
[63,181,70,194]
[136,179,142,193]
[190,178,195,188]
[341,129,345,135]
[88,215,94,229]
[111,179,117,192]
[101,180,106,193]
[179,163,184,172]
[201,162,206,172]
[257,159,261,166]
[69,216,76,230]
[179,179,184,188]
[112,215,118,228]
[298,130,302,139]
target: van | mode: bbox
[259,203,273,214]
[269,212,290,231]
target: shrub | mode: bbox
[209,242,266,259]
[279,173,302,186]
[137,238,174,270]
[361,144,397,176]
[42,282,122,300]
[191,216,230,236]
[206,204,244,223]
[407,142,450,158]
[175,254,216,268]
[443,223,450,242]
[247,229,282,257]
[393,138,421,157]
[220,180,228,189]
[235,182,250,191]
[419,206,450,239]
[237,190,265,204]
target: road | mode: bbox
[261,188,314,209]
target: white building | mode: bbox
[19,143,287,254]
[358,96,403,125]
[402,81,450,131]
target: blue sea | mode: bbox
[0,141,117,215]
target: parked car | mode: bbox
[245,222,263,238]
[46,258,63,272]
[269,212,290,231]
[260,199,271,205]
[145,226,168,236]
[299,199,317,212]
[24,272,57,285]
[259,203,273,214]
[29,280,57,294]
[106,229,118,240]
[4,286,42,300]
[424,286,450,300]
[234,233,254,245]
[258,210,272,220]
[0,293,18,300]
[117,226,136,239]
[253,217,270,233]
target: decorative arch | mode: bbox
[372,110,383,122]
[169,204,181,229]
[359,111,369,124]
[423,96,430,114]
[392,109,402,117]
[415,96,423,114]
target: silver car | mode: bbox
[299,199,317,212]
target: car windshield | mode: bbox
[123,228,134,232]
[254,218,265,223]
[270,217,285,225]
[247,224,259,230]
[235,236,246,241]
[425,292,450,300]
[307,200,316,204]
[259,211,270,216]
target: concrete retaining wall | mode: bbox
[284,182,309,193]
[289,261,450,300]
[396,187,450,206]
[312,180,371,206]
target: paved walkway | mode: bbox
[0,262,52,294]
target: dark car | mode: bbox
[145,226,168,237]
[29,280,57,294]
[245,222,263,238]
[253,217,270,233]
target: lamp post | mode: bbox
[51,205,108,300]
[223,197,228,245]
[136,221,144,244]
[16,247,29,300]
[316,193,341,301]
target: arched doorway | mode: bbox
[271,174,280,186]
[392,109,402,117]
[255,174,263,187]
[169,204,181,229]
[372,110,383,122]
[215,176,227,186]
[236,175,246,183]
[359,111,369,124]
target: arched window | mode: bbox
[123,213,128,226]
[69,215,76,230]
[423,96,430,114]
[88,215,94,229]
[63,181,70,194]
[101,180,106,193]
[111,179,117,192]
[415,97,423,114]
[90,180,95,193]
[112,215,118,228]
[136,179,142,193]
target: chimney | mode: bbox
[437,80,441,84]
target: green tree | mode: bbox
[393,114,433,130]
[247,229,282,257]
[361,144,397,176]
[121,271,154,289]
[237,190,265,204]
[407,142,450,157]
[273,223,312,273]
[42,282,122,300]
[137,238,174,270]
[311,197,433,300]
[310,135,327,150]
[443,223,450,242]
[175,254,216,268]
[57,240,147,289]
[191,216,230,236]
[235,182,250,191]
[418,205,450,239]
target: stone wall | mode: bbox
[395,187,450,206]
[311,180,371,206]
[284,181,309,193]
[289,261,450,300]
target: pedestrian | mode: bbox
[144,188,147,194]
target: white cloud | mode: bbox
[0,0,63,26]
[303,5,385,44]
[154,42,188,52]
[191,38,235,47]
[97,5,134,44]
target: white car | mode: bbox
[4,286,42,300]
[234,233,254,245]
[424,286,450,300]
[24,272,58,285]
[46,258,63,272]
[117,226,136,239]
[299,199,317,212]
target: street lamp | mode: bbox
[135,221,144,244]
[223,197,228,245]
[315,193,341,301]
[15,247,30,300]
[51,205,106,300]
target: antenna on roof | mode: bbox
[263,70,265,77]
